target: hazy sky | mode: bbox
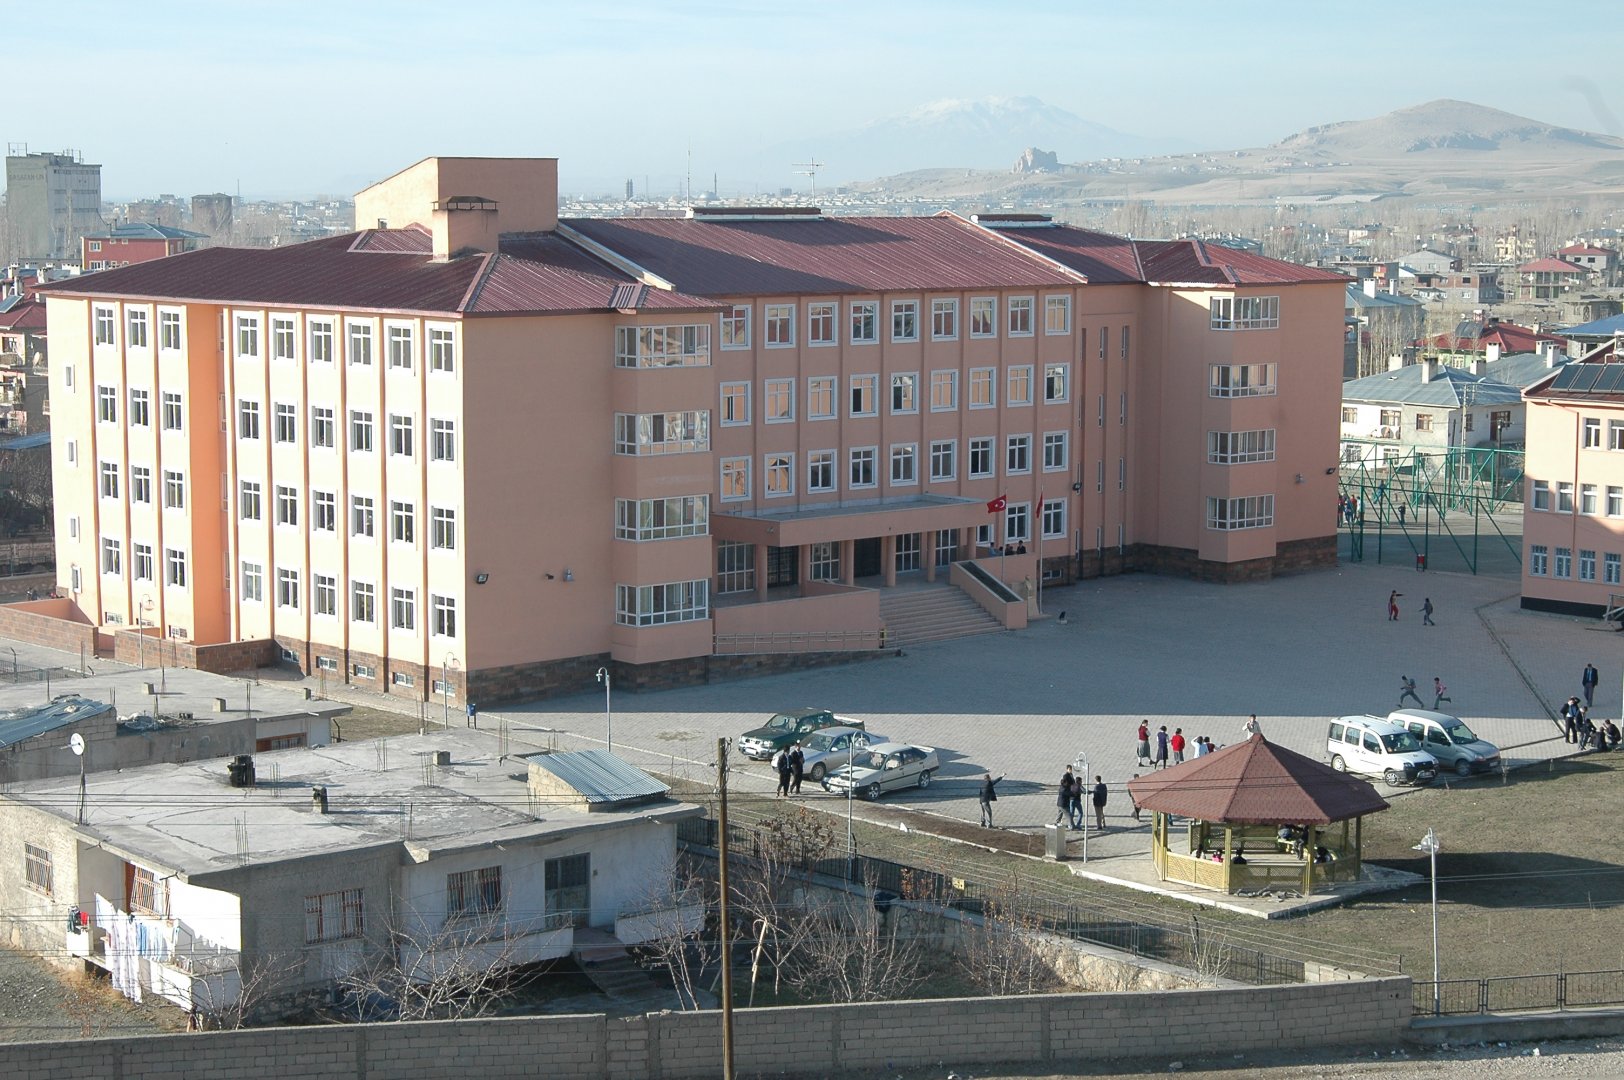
[13,0,1624,200]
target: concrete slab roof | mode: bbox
[2,730,699,881]
[0,668,348,730]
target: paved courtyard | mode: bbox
[4,554,1609,881]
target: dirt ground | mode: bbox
[0,944,181,1043]
[767,749,1624,984]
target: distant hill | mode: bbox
[751,96,1190,186]
[1273,99,1624,158]
[859,99,1624,206]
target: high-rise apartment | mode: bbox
[5,150,103,261]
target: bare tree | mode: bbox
[338,912,532,1021]
[190,951,304,1030]
[784,879,930,1004]
[633,859,718,1011]
[734,806,837,1002]
[957,883,1059,997]
[1184,915,1232,987]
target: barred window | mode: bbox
[446,866,502,921]
[24,844,51,896]
[305,888,365,943]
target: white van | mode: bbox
[1327,716,1439,786]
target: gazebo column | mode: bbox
[1223,825,1234,892]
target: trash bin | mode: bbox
[1415,553,1427,572]
[1045,823,1068,861]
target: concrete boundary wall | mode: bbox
[4,977,1411,1080]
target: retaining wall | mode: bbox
[4,977,1412,1080]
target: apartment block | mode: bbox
[1521,363,1624,617]
[38,156,1347,702]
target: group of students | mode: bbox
[1052,765,1108,830]
[771,744,805,796]
[1135,722,1226,768]
[1561,696,1622,752]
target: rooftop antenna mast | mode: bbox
[793,157,824,200]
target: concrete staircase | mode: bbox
[879,585,1006,648]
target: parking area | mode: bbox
[5,557,1604,860]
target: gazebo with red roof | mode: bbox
[1126,734,1389,896]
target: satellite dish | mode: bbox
[69,732,85,757]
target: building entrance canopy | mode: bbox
[711,494,991,548]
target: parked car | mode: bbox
[737,709,862,761]
[1327,716,1438,786]
[800,726,887,783]
[1390,709,1501,776]
[824,742,940,801]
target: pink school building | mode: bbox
[37,157,1346,702]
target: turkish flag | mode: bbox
[986,495,1007,514]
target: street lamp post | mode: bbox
[1414,827,1441,1016]
[137,596,153,671]
[442,654,457,732]
[595,667,612,752]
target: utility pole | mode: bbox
[715,738,735,1080]
[793,158,824,200]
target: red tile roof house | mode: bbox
[1516,257,1587,301]
[32,156,1350,702]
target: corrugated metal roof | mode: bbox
[1342,363,1523,407]
[1134,239,1349,286]
[562,214,1085,296]
[982,225,1143,284]
[0,696,112,750]
[83,222,207,242]
[1562,313,1624,337]
[0,299,47,331]
[0,432,51,450]
[525,749,669,804]
[1518,257,1584,274]
[1125,735,1389,826]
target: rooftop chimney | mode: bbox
[1387,279,1398,295]
[1362,278,1378,297]
[431,196,500,261]
[1420,359,1439,383]
[1485,343,1501,364]
[1469,358,1485,376]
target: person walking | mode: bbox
[1155,726,1170,769]
[788,743,805,796]
[1068,773,1085,829]
[1092,776,1108,830]
[1583,662,1600,707]
[1170,728,1187,764]
[1388,590,1402,621]
[774,747,792,797]
[1054,766,1076,826]
[1420,597,1435,626]
[1432,677,1452,710]
[978,772,1002,827]
[1564,696,1582,744]
[1398,503,1407,526]
[1399,675,1424,708]
[1135,721,1152,767]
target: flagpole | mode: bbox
[1036,492,1043,614]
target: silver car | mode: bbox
[1391,709,1502,776]
[824,742,940,801]
[802,726,886,783]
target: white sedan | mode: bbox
[824,742,941,801]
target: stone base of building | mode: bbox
[1117,535,1338,584]
[1521,595,1611,620]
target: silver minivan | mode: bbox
[1327,716,1439,786]
[1390,709,1501,776]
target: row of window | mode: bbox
[235,565,459,635]
[91,305,459,373]
[719,365,1072,425]
[1530,480,1624,516]
[1580,418,1624,451]
[1209,296,1280,331]
[718,434,1074,501]
[236,402,457,459]
[239,488,458,545]
[97,538,188,586]
[719,296,1081,349]
[94,463,185,506]
[1528,545,1622,584]
[1206,495,1276,531]
[93,386,184,428]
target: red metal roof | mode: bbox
[1518,257,1583,273]
[36,229,714,317]
[981,226,1143,284]
[0,299,48,332]
[1560,244,1612,256]
[1132,238,1349,286]
[561,214,1085,297]
[1125,735,1389,826]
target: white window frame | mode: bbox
[720,382,751,426]
[764,452,794,498]
[930,439,957,482]
[807,450,835,493]
[763,303,795,348]
[720,305,751,350]
[968,437,993,479]
[890,372,918,415]
[720,457,750,502]
[968,367,996,409]
[807,375,836,420]
[1007,296,1034,337]
[969,297,996,338]
[849,446,877,489]
[891,300,919,343]
[807,301,837,346]
[850,374,878,417]
[1007,365,1034,407]
[930,298,958,341]
[930,370,958,411]
[889,443,917,486]
[849,300,878,344]
[1042,431,1068,472]
[1044,295,1071,335]
[1005,434,1032,475]
[764,378,794,423]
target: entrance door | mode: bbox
[853,538,882,579]
[766,545,799,588]
[545,853,591,927]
